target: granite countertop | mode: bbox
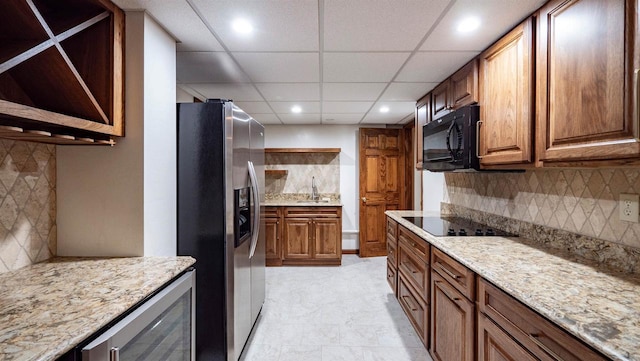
[386,210,640,361]
[0,256,196,361]
[264,200,343,207]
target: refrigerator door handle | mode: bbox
[248,160,260,259]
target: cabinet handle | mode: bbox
[110,347,120,361]
[529,334,564,361]
[436,262,460,279]
[401,295,418,311]
[476,120,484,159]
[634,69,639,125]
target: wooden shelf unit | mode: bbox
[0,0,124,145]
[265,169,288,177]
[265,148,341,154]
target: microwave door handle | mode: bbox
[247,160,260,259]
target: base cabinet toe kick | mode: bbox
[385,215,609,361]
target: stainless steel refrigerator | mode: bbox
[177,99,265,361]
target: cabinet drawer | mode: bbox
[478,278,607,361]
[386,261,397,295]
[398,225,428,262]
[263,206,280,218]
[284,207,340,218]
[398,273,428,346]
[398,238,428,299]
[431,247,475,301]
[478,312,538,361]
[387,217,397,244]
[387,237,398,268]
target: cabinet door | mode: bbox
[451,59,479,109]
[265,217,282,266]
[313,218,341,260]
[479,18,534,166]
[478,313,538,361]
[431,81,451,120]
[537,0,640,164]
[430,272,475,361]
[283,218,312,259]
[415,94,431,169]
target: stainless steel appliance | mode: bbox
[423,105,481,172]
[402,216,517,237]
[81,270,196,360]
[177,99,265,361]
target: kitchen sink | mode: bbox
[296,200,330,203]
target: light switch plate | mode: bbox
[619,193,639,223]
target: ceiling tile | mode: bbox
[322,102,373,113]
[186,83,263,102]
[380,83,438,101]
[112,0,224,51]
[420,0,546,51]
[269,102,320,114]
[177,52,249,83]
[324,0,449,51]
[362,112,412,124]
[323,53,410,82]
[372,101,416,115]
[256,83,320,101]
[253,113,282,125]
[322,114,364,124]
[396,52,479,82]
[234,101,273,114]
[234,53,319,83]
[189,0,318,51]
[323,83,386,101]
[279,114,322,124]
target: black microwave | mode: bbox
[423,105,480,172]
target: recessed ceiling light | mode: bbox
[457,16,481,33]
[380,106,390,113]
[232,18,253,34]
[291,105,302,113]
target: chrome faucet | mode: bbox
[311,177,319,201]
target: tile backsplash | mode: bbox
[266,153,340,196]
[444,168,640,250]
[0,140,56,274]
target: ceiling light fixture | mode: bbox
[380,106,390,113]
[232,18,253,34]
[291,105,302,113]
[457,16,481,33]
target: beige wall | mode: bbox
[444,168,640,250]
[0,141,56,273]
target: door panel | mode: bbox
[313,218,341,259]
[283,218,312,259]
[359,128,404,257]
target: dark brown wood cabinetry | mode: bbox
[478,17,535,166]
[386,217,399,292]
[536,0,640,165]
[430,248,476,361]
[414,94,431,169]
[0,0,124,145]
[282,206,342,265]
[264,207,282,266]
[431,60,479,121]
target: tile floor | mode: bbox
[240,255,432,361]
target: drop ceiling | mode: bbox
[112,0,546,125]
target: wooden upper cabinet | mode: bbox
[415,93,431,169]
[536,0,640,164]
[431,60,479,121]
[478,17,535,166]
[0,0,124,145]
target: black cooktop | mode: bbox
[403,216,516,237]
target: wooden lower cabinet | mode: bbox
[478,313,537,361]
[280,206,342,265]
[264,207,282,266]
[398,273,429,346]
[430,271,475,361]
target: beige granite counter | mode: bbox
[386,210,640,361]
[0,256,196,361]
[264,200,343,207]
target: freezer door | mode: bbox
[249,119,265,324]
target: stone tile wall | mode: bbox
[266,153,340,197]
[444,168,640,250]
[0,140,56,273]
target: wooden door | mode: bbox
[359,128,403,257]
[431,81,451,120]
[450,59,479,109]
[283,218,312,259]
[313,218,341,260]
[479,18,534,166]
[265,217,281,266]
[430,272,475,361]
[537,0,640,164]
[478,314,538,361]
[415,93,431,169]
